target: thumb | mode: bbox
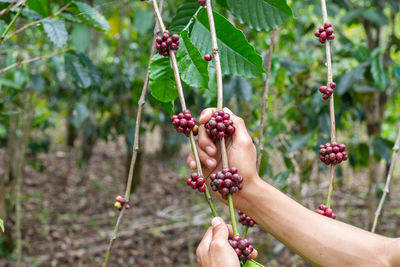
[223,108,253,145]
[211,217,229,241]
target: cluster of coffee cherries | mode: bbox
[314,22,335,43]
[315,204,336,219]
[156,30,179,57]
[319,142,348,165]
[204,54,212,61]
[319,81,336,100]
[171,110,199,137]
[186,173,206,193]
[198,0,206,6]
[114,195,130,211]
[229,235,254,261]
[205,110,235,141]
[210,167,243,199]
[238,211,256,227]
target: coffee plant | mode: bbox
[1,0,400,266]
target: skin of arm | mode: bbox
[187,107,400,267]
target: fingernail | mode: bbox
[190,161,196,169]
[211,217,222,227]
[205,146,214,154]
[206,159,214,167]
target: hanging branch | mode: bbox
[0,50,67,74]
[0,0,23,18]
[0,1,25,43]
[371,127,400,233]
[256,29,276,172]
[102,2,166,266]
[150,0,218,218]
[320,0,336,208]
[5,3,70,41]
[204,0,239,236]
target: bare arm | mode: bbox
[187,108,400,267]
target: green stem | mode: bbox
[1,2,24,43]
[228,194,239,236]
[242,225,248,238]
[189,132,218,217]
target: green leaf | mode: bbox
[226,0,292,31]
[0,218,4,232]
[27,0,49,17]
[42,19,68,48]
[176,31,209,89]
[68,1,110,31]
[134,8,154,34]
[372,138,392,162]
[273,170,291,189]
[190,10,264,78]
[0,20,5,34]
[71,102,89,128]
[65,52,101,88]
[170,2,200,33]
[71,23,91,52]
[245,259,265,267]
[287,133,312,154]
[149,54,179,103]
[371,56,389,91]
[337,63,368,95]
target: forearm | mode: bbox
[237,177,397,267]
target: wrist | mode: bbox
[234,174,267,212]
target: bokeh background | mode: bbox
[1,0,400,266]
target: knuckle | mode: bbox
[210,239,225,250]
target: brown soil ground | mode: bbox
[0,141,399,267]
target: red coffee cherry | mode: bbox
[171,110,198,137]
[204,54,212,61]
[205,110,235,141]
[156,30,180,57]
[198,0,206,6]
[319,142,348,165]
[186,173,207,193]
[229,235,254,261]
[315,204,336,219]
[210,167,242,199]
[238,211,256,227]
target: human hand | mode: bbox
[186,108,260,210]
[196,217,257,267]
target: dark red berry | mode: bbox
[171,110,198,137]
[314,29,320,37]
[238,211,256,227]
[316,204,336,219]
[204,54,212,61]
[125,204,130,210]
[319,142,348,165]
[198,0,206,6]
[171,34,179,42]
[186,173,208,193]
[210,167,243,197]
[327,33,335,40]
[324,22,332,28]
[319,26,325,32]
[319,37,326,44]
[325,27,334,35]
[330,82,336,89]
[229,235,254,261]
[205,110,235,141]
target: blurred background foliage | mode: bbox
[0,0,399,265]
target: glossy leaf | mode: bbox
[71,23,91,52]
[245,259,265,267]
[372,137,392,162]
[149,54,179,103]
[42,19,68,48]
[65,52,101,88]
[371,56,389,91]
[226,0,293,31]
[287,133,312,154]
[170,2,200,33]
[68,1,110,31]
[190,10,264,78]
[176,31,209,89]
[27,0,50,17]
[134,8,154,34]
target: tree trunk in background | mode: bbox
[66,107,77,147]
[364,91,387,228]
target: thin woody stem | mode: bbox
[371,127,400,233]
[256,29,276,172]
[320,0,336,207]
[6,3,70,41]
[205,0,239,236]
[150,0,218,218]
[103,1,165,265]
[0,1,25,43]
